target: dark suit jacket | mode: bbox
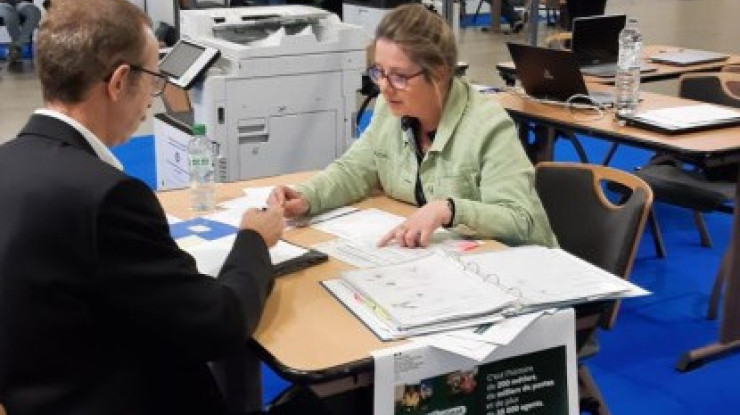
[0,114,275,414]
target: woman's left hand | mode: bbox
[377,200,452,248]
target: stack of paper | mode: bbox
[323,246,648,340]
[341,252,518,331]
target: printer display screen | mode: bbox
[160,42,205,78]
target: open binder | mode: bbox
[323,247,648,340]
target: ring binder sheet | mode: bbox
[323,246,648,340]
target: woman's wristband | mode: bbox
[443,197,456,228]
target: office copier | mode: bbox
[153,6,366,190]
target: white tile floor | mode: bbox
[1,0,739,144]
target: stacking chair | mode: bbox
[535,161,653,415]
[635,70,740,259]
[631,70,740,320]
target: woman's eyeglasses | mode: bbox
[367,65,424,90]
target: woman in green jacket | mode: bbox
[269,4,556,249]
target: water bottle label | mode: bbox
[188,154,213,175]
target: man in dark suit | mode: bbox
[0,0,285,414]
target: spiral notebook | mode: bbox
[323,247,648,340]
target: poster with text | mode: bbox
[373,309,577,415]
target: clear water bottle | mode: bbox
[615,18,643,117]
[188,123,215,212]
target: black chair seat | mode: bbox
[635,164,734,212]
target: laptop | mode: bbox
[571,14,657,77]
[506,42,615,107]
[649,49,729,66]
[621,104,740,135]
[161,84,194,127]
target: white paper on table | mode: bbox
[414,333,499,362]
[307,206,359,225]
[445,311,545,346]
[216,186,274,210]
[312,208,405,244]
[203,209,244,228]
[166,214,183,224]
[321,279,505,340]
[312,238,431,268]
[175,234,206,250]
[183,234,308,277]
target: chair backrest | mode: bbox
[678,72,740,108]
[535,162,653,328]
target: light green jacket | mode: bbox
[296,78,557,247]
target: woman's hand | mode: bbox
[377,200,452,248]
[267,185,310,218]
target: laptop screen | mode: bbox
[506,42,591,102]
[571,14,627,66]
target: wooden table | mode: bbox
[157,172,506,384]
[492,88,740,371]
[496,45,740,86]
[494,86,740,165]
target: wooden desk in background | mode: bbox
[495,45,740,86]
[491,88,740,371]
[157,171,507,385]
[494,86,740,165]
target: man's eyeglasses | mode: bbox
[129,64,169,97]
[367,65,425,90]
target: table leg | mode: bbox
[489,0,502,33]
[677,178,740,372]
[518,122,556,164]
[527,0,538,45]
[708,249,729,320]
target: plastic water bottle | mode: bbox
[188,123,215,212]
[615,18,643,117]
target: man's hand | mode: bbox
[377,200,452,248]
[267,185,310,218]
[239,207,284,247]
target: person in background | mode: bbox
[269,4,556,249]
[0,0,41,64]
[488,0,524,33]
[0,0,284,413]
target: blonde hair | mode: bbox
[36,0,151,103]
[370,4,457,83]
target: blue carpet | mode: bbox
[555,136,738,414]
[118,129,739,412]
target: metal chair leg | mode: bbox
[692,210,713,248]
[648,207,668,258]
[578,364,610,415]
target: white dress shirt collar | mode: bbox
[34,108,124,171]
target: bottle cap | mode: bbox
[192,123,206,136]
